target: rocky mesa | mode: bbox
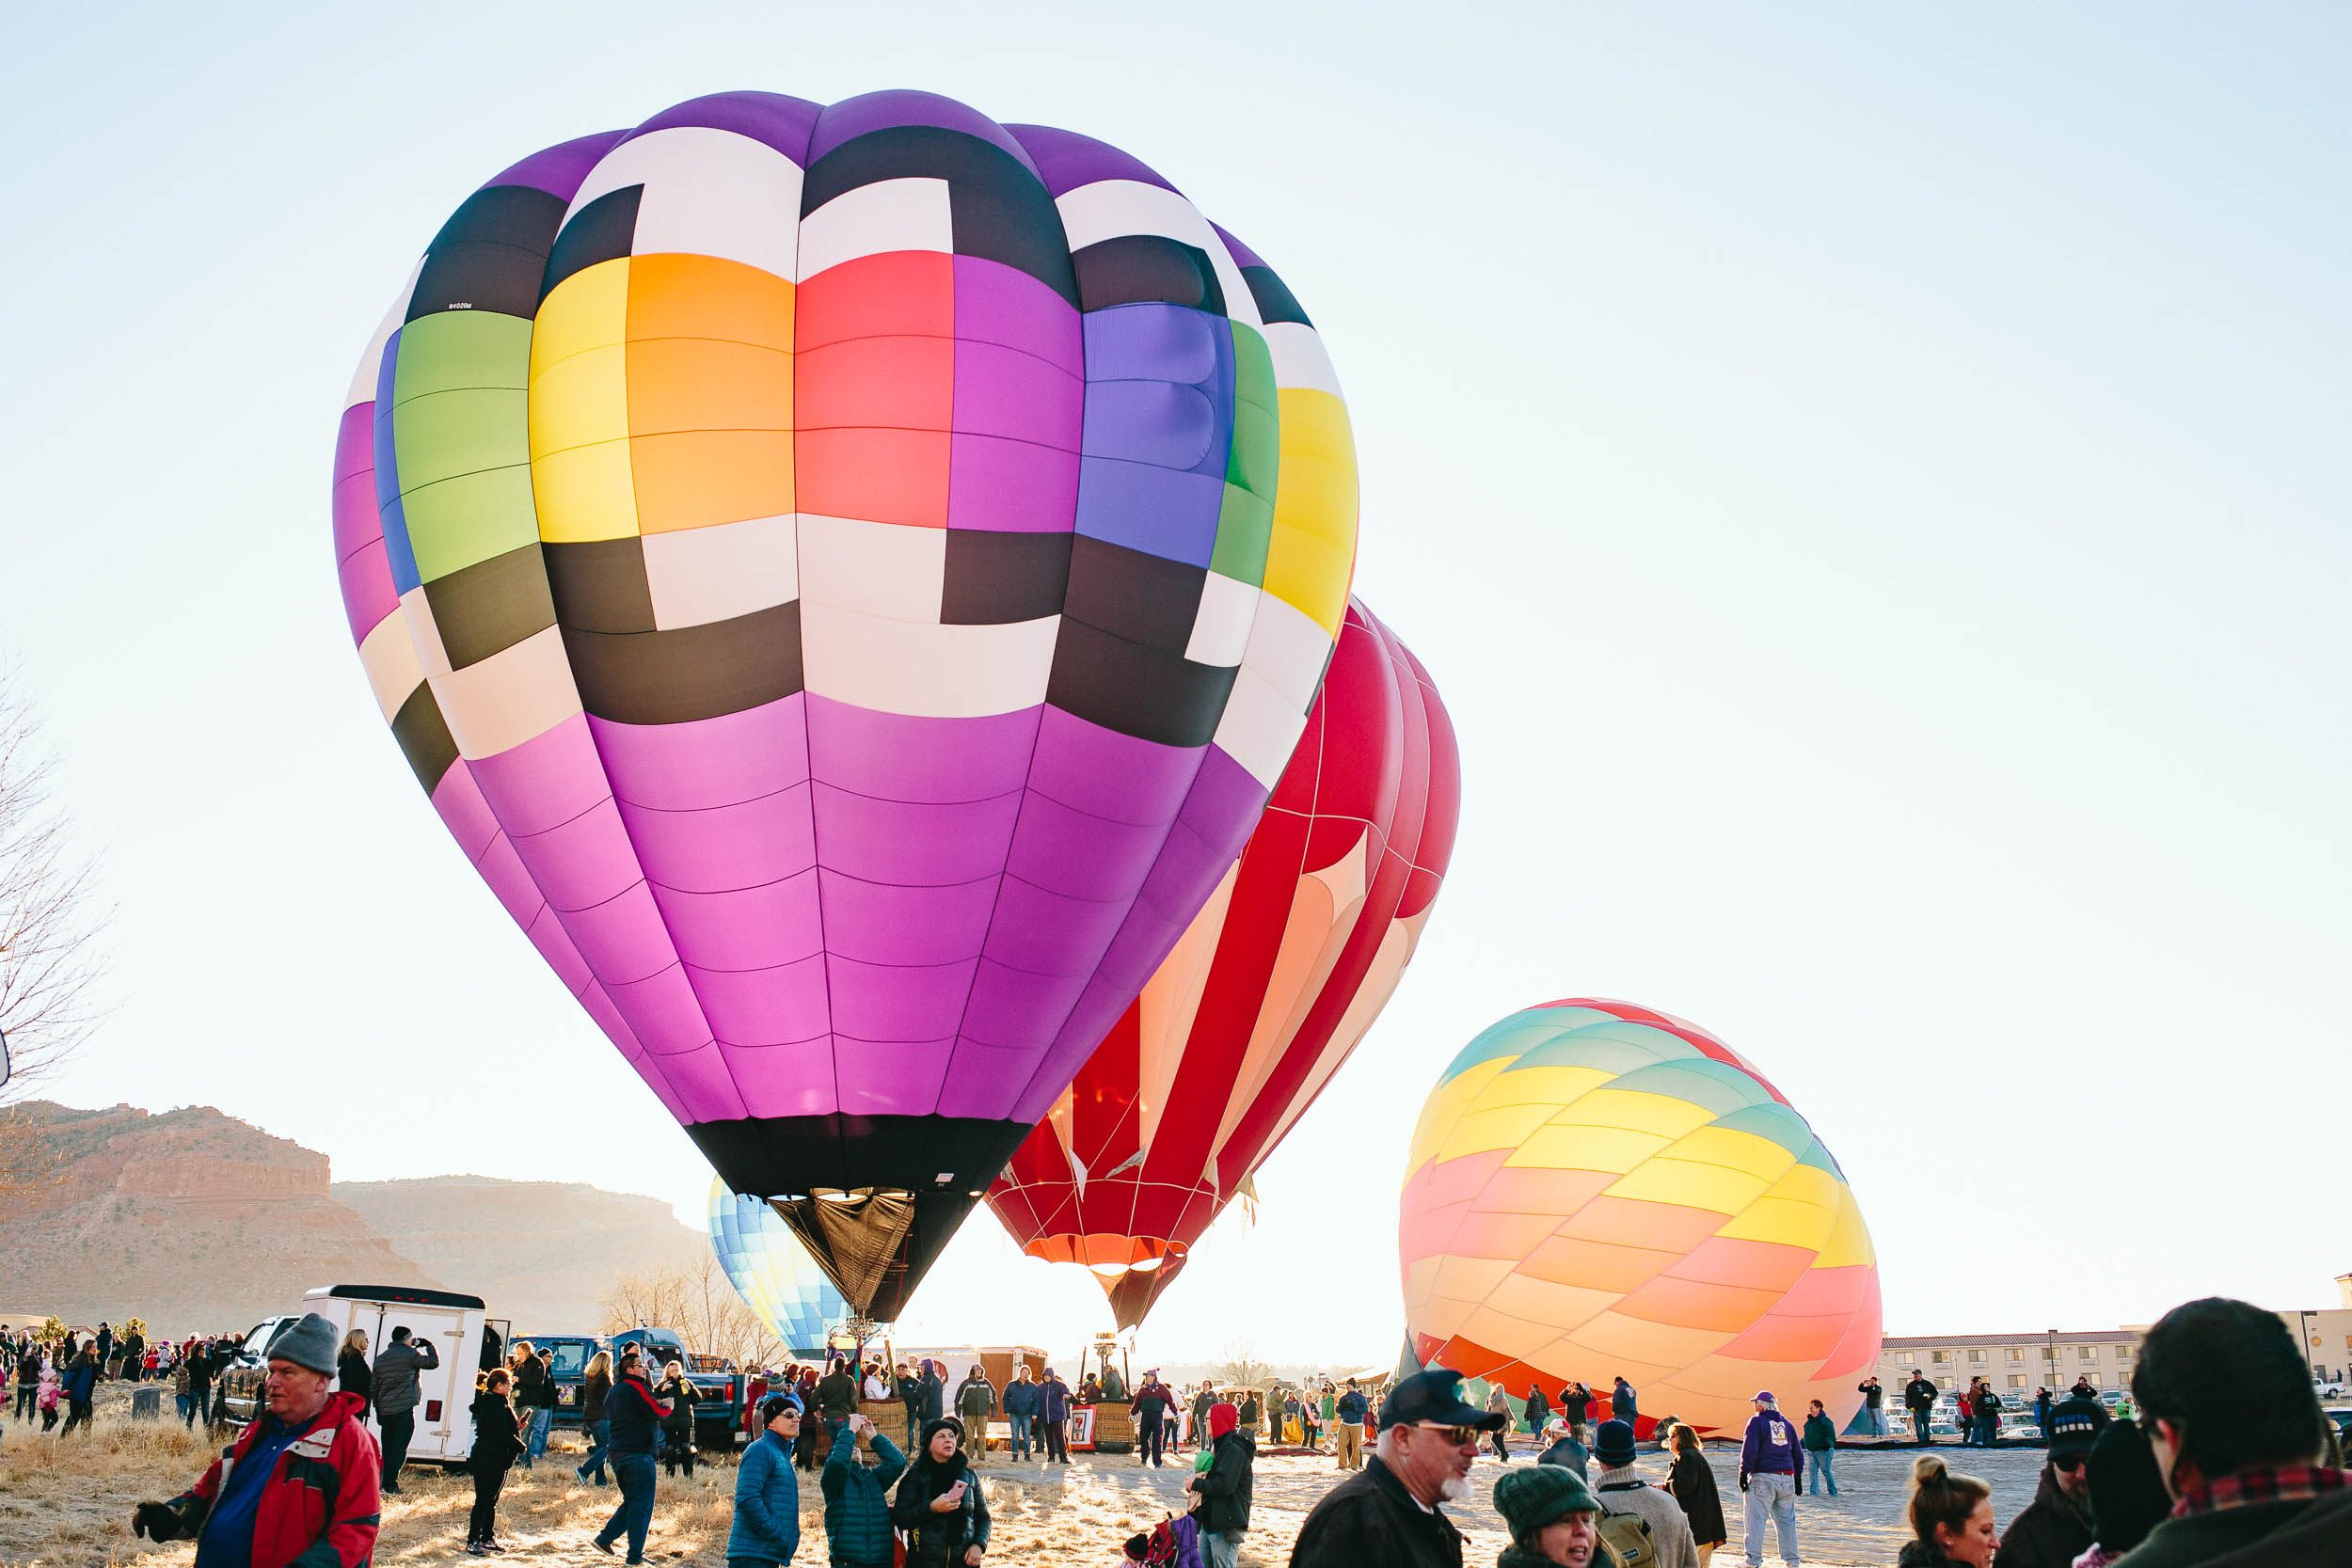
[0,1102,703,1336]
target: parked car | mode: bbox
[522,1334,604,1428]
[2313,1376,2345,1400]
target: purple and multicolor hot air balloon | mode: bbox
[331,89,1360,1316]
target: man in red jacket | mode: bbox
[131,1312,382,1568]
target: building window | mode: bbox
[2007,1349,2024,1363]
[2007,1375,2026,1388]
[2042,1348,2060,1361]
[2118,1347,2134,1362]
[1936,1377,1952,1389]
[2080,1347,2098,1362]
[1931,1351,1947,1364]
[1969,1350,1986,1364]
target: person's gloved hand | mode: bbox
[1738,1475,1750,1492]
[132,1503,185,1541]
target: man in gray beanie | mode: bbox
[1591,1418,1698,1568]
[131,1312,381,1566]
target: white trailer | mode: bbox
[294,1284,506,1470]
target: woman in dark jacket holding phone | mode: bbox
[893,1417,991,1567]
[467,1367,525,1554]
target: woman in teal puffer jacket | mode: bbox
[728,1394,805,1567]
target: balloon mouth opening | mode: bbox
[1086,1257,1167,1277]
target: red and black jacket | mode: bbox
[168,1389,382,1568]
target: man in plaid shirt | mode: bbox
[2112,1296,2350,1566]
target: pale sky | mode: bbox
[5,3,2345,1365]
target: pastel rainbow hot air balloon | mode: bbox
[1399,1001,1881,1436]
[708,1178,850,1354]
[332,90,1359,1317]
[990,598,1457,1327]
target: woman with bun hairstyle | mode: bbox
[1899,1453,1996,1566]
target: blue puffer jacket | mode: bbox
[727,1429,803,1563]
[821,1423,908,1567]
[1002,1380,1038,1420]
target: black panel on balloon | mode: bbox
[421,542,557,669]
[545,538,657,634]
[940,530,1073,625]
[562,602,803,725]
[407,185,567,322]
[541,184,643,299]
[390,684,459,793]
[1073,235,1227,316]
[801,126,1079,309]
[1046,619,1236,749]
[1239,263,1311,326]
[1060,534,1203,657]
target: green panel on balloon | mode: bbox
[391,311,532,405]
[400,464,541,583]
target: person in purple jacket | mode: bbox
[1038,1369,1072,1465]
[1737,1390,1801,1568]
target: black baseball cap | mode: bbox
[1378,1368,1506,1433]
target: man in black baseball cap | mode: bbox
[1995,1393,2107,1568]
[1291,1369,1506,1568]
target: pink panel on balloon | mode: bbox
[472,714,611,836]
[558,883,685,986]
[1002,794,1165,900]
[690,955,831,1049]
[617,783,816,893]
[826,956,977,1039]
[430,767,503,863]
[606,961,718,1059]
[835,1035,957,1115]
[817,869,997,966]
[511,800,647,911]
[718,1038,840,1118]
[653,874,823,973]
[811,784,1024,885]
[590,696,811,811]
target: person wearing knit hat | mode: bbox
[262,1313,340,1377]
[1590,1418,1698,1568]
[1994,1393,2109,1568]
[129,1312,382,1565]
[1494,1465,1613,1567]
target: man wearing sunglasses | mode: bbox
[1291,1368,1506,1568]
[1994,1392,2106,1568]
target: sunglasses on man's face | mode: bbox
[1416,1422,1480,1446]
[2053,1452,2086,1472]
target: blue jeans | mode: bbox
[1009,1410,1031,1459]
[580,1418,612,1482]
[1203,1529,1242,1568]
[598,1452,658,1562]
[1806,1448,1836,1495]
[1743,1471,1798,1565]
[526,1404,554,1465]
[176,1393,199,1426]
[1913,1409,1931,1443]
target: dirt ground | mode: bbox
[0,1386,2054,1566]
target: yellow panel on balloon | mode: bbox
[1506,1123,1671,1174]
[1604,1155,1772,1215]
[1714,1195,1840,1252]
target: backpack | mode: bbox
[1123,1513,1200,1568]
[1596,1483,1657,1568]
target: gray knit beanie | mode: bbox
[264,1313,341,1376]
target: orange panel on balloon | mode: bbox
[1420,1149,1515,1210]
[1466,1164,1616,1218]
[1613,1274,1787,1333]
[630,429,794,533]
[1666,1236,1817,1293]
[1518,1235,1680,1295]
[628,254,796,351]
[628,337,793,436]
[1555,1195,1724,1253]
[1449,1210,1569,1263]
[1719,1310,1850,1363]
[1399,1200,1477,1267]
[1776,1263,1872,1318]
[796,427,950,529]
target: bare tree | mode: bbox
[0,663,109,1100]
[598,1256,785,1371]
[1216,1336,1271,1387]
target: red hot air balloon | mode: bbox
[989,599,1458,1326]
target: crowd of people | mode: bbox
[1,1291,2337,1566]
[3,1319,264,1441]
